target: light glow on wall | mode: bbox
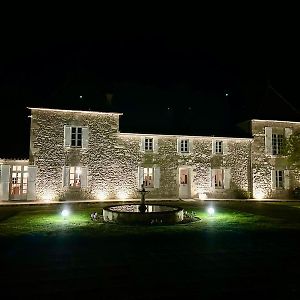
[41,191,56,202]
[253,190,266,200]
[96,191,108,201]
[117,191,129,199]
[198,193,208,200]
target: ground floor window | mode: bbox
[70,166,82,187]
[275,170,284,189]
[212,169,224,189]
[10,165,28,195]
[143,167,154,188]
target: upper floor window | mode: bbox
[71,127,82,148]
[145,138,153,151]
[215,141,223,154]
[180,140,189,153]
[272,134,283,155]
[64,125,88,149]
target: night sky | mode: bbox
[1,23,299,158]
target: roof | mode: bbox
[28,107,123,116]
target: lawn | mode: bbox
[1,200,300,299]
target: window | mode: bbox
[69,166,81,187]
[215,141,223,154]
[10,165,28,195]
[272,134,283,155]
[275,170,284,188]
[213,169,224,189]
[145,138,153,151]
[143,167,154,188]
[71,127,82,148]
[180,140,189,153]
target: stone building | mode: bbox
[0,107,299,201]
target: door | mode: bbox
[179,168,190,198]
[10,165,28,200]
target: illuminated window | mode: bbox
[145,138,153,151]
[275,170,284,188]
[215,141,223,154]
[143,167,154,188]
[212,169,224,189]
[272,134,283,155]
[10,165,28,195]
[70,166,81,187]
[71,127,82,148]
[180,140,189,153]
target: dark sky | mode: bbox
[1,22,299,158]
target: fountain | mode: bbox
[102,183,184,225]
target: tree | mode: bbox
[283,132,300,167]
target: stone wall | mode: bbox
[251,120,300,199]
[30,108,252,201]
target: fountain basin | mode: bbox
[103,204,184,225]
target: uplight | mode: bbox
[207,207,215,215]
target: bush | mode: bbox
[292,187,300,199]
[233,189,251,199]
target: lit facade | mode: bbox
[0,108,299,201]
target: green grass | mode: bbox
[1,201,300,298]
[1,201,300,236]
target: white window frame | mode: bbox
[213,169,224,189]
[145,138,153,151]
[215,141,223,154]
[71,126,83,148]
[180,139,189,153]
[275,170,284,189]
[272,134,283,155]
[10,165,28,195]
[143,167,154,188]
[69,166,82,187]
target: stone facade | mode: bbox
[0,108,299,201]
[251,119,300,199]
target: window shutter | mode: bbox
[62,166,70,187]
[81,166,88,188]
[212,140,216,154]
[64,125,71,147]
[211,168,215,188]
[82,127,89,149]
[285,128,292,139]
[177,139,181,153]
[265,127,272,154]
[189,139,193,153]
[140,137,145,152]
[153,137,159,153]
[223,140,228,154]
[27,166,37,200]
[284,170,290,190]
[224,168,231,190]
[138,166,144,188]
[207,167,212,189]
[0,165,10,200]
[154,167,160,188]
[271,170,276,189]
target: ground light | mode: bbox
[61,209,70,218]
[207,207,215,216]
